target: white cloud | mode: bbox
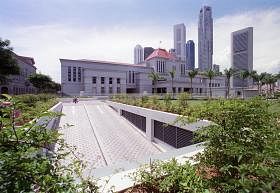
[1,8,279,82]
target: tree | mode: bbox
[188,70,198,98]
[0,38,20,84]
[169,69,176,99]
[239,70,250,99]
[28,73,60,93]
[224,68,235,99]
[250,71,265,95]
[204,69,216,99]
[148,71,160,94]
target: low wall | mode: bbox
[106,101,210,148]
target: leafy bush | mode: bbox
[191,98,280,192]
[0,95,99,192]
[178,92,189,108]
[131,158,208,193]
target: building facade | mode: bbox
[144,47,155,60]
[198,6,213,71]
[61,49,226,97]
[231,27,253,87]
[213,64,220,73]
[134,44,144,64]
[186,40,195,70]
[0,53,36,95]
[173,23,186,62]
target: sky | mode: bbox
[1,0,280,82]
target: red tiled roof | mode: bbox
[145,48,175,61]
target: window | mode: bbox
[78,67,81,82]
[101,77,105,84]
[117,87,121,93]
[101,87,105,94]
[109,87,113,94]
[92,77,97,84]
[129,71,131,83]
[132,71,135,83]
[117,78,120,84]
[68,66,71,81]
[73,67,76,82]
[109,77,113,84]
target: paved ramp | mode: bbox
[59,100,160,171]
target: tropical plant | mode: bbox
[188,70,198,97]
[224,68,235,99]
[204,69,216,99]
[148,71,160,94]
[239,70,250,99]
[0,38,20,84]
[169,69,176,99]
[250,71,265,95]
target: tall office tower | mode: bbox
[173,23,186,61]
[231,27,253,87]
[186,40,195,70]
[213,64,220,73]
[134,44,144,64]
[144,47,155,60]
[198,6,213,71]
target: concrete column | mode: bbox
[146,118,154,142]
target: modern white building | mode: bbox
[173,24,186,62]
[198,6,213,71]
[61,48,226,97]
[134,44,144,64]
[231,27,253,87]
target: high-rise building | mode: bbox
[186,40,195,70]
[144,47,154,60]
[198,6,213,71]
[134,44,144,64]
[173,23,186,61]
[213,64,220,73]
[231,27,253,87]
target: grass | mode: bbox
[268,100,280,113]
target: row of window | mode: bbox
[209,83,221,87]
[92,77,121,84]
[68,66,82,82]
[13,87,35,95]
[156,61,166,73]
[127,71,135,84]
[93,86,121,94]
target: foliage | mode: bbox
[163,93,172,110]
[188,70,199,96]
[223,68,235,99]
[0,95,99,192]
[178,92,189,107]
[204,70,216,99]
[28,73,60,93]
[0,38,20,84]
[148,71,161,93]
[131,158,208,193]
[191,98,280,192]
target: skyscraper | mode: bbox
[144,47,154,60]
[198,6,213,71]
[231,27,253,87]
[186,40,195,70]
[134,44,144,64]
[173,23,186,61]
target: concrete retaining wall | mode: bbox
[106,101,211,143]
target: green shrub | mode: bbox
[191,98,280,192]
[163,93,172,110]
[178,92,189,107]
[131,158,208,193]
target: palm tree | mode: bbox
[188,70,198,97]
[204,69,216,99]
[169,69,176,99]
[224,68,235,99]
[148,71,160,94]
[250,71,265,95]
[239,70,250,99]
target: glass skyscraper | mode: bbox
[186,40,195,70]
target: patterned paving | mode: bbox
[58,100,160,171]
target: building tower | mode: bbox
[134,44,144,64]
[186,40,195,70]
[144,47,155,60]
[198,6,213,71]
[231,27,253,87]
[173,23,186,61]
